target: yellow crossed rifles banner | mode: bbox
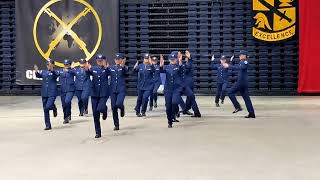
[15,0,119,84]
[252,0,297,42]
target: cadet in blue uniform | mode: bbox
[133,53,155,117]
[108,53,128,131]
[160,51,184,128]
[57,59,75,124]
[87,54,109,138]
[149,56,161,111]
[211,55,231,107]
[73,59,91,116]
[178,51,201,118]
[225,50,256,118]
[34,59,58,130]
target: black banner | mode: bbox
[15,0,119,84]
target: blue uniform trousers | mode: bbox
[110,92,126,127]
[228,84,255,113]
[179,86,200,114]
[61,92,74,119]
[215,82,228,104]
[75,90,90,114]
[149,81,161,107]
[91,96,108,136]
[135,89,151,114]
[42,97,57,128]
[164,91,180,125]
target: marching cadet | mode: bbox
[149,56,161,111]
[87,54,109,138]
[211,55,232,107]
[108,53,128,131]
[34,59,58,130]
[224,50,256,118]
[57,59,75,124]
[160,51,184,128]
[178,51,201,118]
[72,59,91,116]
[133,53,155,117]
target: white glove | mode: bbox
[230,55,234,62]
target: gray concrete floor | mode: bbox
[0,96,320,180]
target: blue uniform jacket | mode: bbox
[211,62,229,84]
[108,65,128,93]
[88,66,110,97]
[229,60,249,86]
[152,64,161,83]
[36,70,59,97]
[160,64,184,93]
[57,68,76,93]
[134,64,155,91]
[73,67,92,91]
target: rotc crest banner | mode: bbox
[252,0,297,42]
[15,0,119,84]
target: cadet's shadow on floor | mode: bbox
[80,130,135,144]
[175,119,208,128]
[53,125,73,130]
[69,119,89,125]
[80,136,111,144]
[123,124,147,130]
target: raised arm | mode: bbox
[133,60,139,72]
[184,50,193,71]
[210,55,219,70]
[159,54,166,73]
[34,65,42,78]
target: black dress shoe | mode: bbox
[95,134,101,138]
[176,112,180,118]
[173,119,180,123]
[245,113,256,118]
[216,103,220,107]
[84,109,88,115]
[44,127,52,130]
[183,111,193,116]
[149,106,153,111]
[168,124,172,128]
[154,102,157,108]
[79,113,84,116]
[63,120,69,124]
[141,113,146,117]
[114,126,120,131]
[233,108,243,113]
[136,112,142,117]
[192,113,202,118]
[221,100,224,104]
[53,106,58,117]
[102,112,107,120]
[68,115,71,121]
[120,108,125,117]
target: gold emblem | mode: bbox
[252,0,296,42]
[33,0,102,67]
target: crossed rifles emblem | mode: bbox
[33,0,102,67]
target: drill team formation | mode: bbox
[34,50,256,138]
